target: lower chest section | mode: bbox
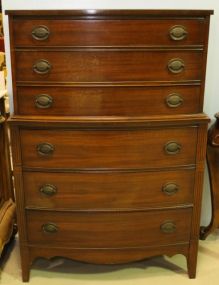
[12,122,203,251]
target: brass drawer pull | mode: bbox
[160,221,176,233]
[164,141,181,155]
[162,183,179,195]
[42,223,58,234]
[169,25,188,41]
[168,58,185,74]
[33,60,51,74]
[166,93,183,108]
[35,94,53,109]
[37,143,54,156]
[32,25,50,41]
[40,184,57,196]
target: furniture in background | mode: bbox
[0,12,5,52]
[7,9,212,281]
[0,38,5,52]
[0,72,16,258]
[1,12,16,256]
[200,113,219,239]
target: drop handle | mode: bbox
[169,25,188,41]
[32,25,50,41]
[160,221,176,233]
[35,94,53,109]
[168,58,185,74]
[37,143,54,156]
[162,183,179,195]
[42,223,58,234]
[40,184,57,196]
[166,93,183,108]
[164,141,181,155]
[33,59,52,75]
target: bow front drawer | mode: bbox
[23,169,195,209]
[20,127,197,169]
[26,208,192,248]
[15,50,203,82]
[12,19,205,47]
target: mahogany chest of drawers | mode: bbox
[6,9,213,281]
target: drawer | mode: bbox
[15,50,203,82]
[27,208,192,247]
[23,169,195,209]
[13,19,205,47]
[16,85,201,116]
[20,127,197,169]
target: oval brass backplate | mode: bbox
[40,184,57,196]
[162,183,179,195]
[35,94,53,109]
[168,58,185,74]
[42,223,58,234]
[166,93,183,108]
[32,25,50,41]
[164,141,181,155]
[37,143,54,156]
[33,59,52,75]
[160,221,176,233]
[169,25,187,41]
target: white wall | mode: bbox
[2,0,219,226]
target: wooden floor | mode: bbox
[1,231,219,284]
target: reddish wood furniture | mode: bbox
[6,9,213,281]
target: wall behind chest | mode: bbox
[2,0,219,226]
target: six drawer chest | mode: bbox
[6,9,213,281]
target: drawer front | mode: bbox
[17,85,201,116]
[23,169,195,209]
[15,50,203,82]
[13,19,205,47]
[27,208,192,247]
[20,128,197,169]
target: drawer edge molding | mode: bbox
[8,114,210,127]
[21,165,197,173]
[14,47,204,51]
[25,204,194,212]
[22,165,196,173]
[5,9,214,17]
[16,80,202,87]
